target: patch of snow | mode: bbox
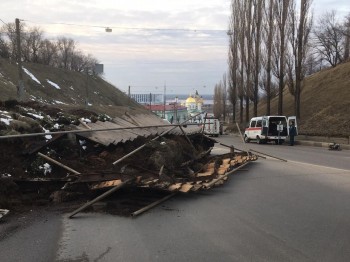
[43,128,52,140]
[39,163,52,175]
[54,100,67,105]
[46,79,61,89]
[0,118,12,125]
[27,112,44,119]
[69,86,74,90]
[82,146,87,150]
[53,123,60,129]
[22,67,41,85]
[79,140,86,145]
[88,103,92,106]
[80,118,91,123]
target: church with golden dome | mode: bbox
[185,90,204,115]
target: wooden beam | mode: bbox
[131,193,176,217]
[249,149,287,162]
[37,152,80,175]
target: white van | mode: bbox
[203,113,221,137]
[244,115,297,144]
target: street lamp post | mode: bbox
[175,96,178,123]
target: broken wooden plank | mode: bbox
[190,184,203,191]
[197,171,213,177]
[89,179,123,190]
[179,183,194,193]
[203,161,250,189]
[68,177,135,218]
[168,183,182,191]
[217,166,228,176]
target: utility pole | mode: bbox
[15,18,24,101]
[85,67,90,107]
[149,93,152,111]
[163,82,166,118]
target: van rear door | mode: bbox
[287,116,298,136]
[262,116,268,136]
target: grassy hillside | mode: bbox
[256,62,350,137]
[0,58,145,117]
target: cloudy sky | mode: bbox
[1,0,349,96]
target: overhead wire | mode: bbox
[20,18,227,34]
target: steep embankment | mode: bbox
[258,61,350,137]
[0,58,145,117]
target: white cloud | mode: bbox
[1,0,349,95]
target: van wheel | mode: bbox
[244,136,250,143]
[256,136,261,144]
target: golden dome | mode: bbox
[186,96,196,103]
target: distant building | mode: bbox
[141,90,207,123]
[184,90,204,122]
[131,94,163,105]
[144,104,188,123]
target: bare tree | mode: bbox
[222,73,227,122]
[343,13,350,61]
[243,0,254,123]
[275,0,291,115]
[38,39,57,66]
[22,26,43,63]
[252,0,264,117]
[1,22,24,62]
[264,0,275,115]
[0,31,10,58]
[213,82,223,118]
[227,0,239,123]
[313,11,344,67]
[237,1,246,123]
[56,37,76,70]
[287,0,313,119]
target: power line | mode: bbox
[0,18,8,25]
[20,18,227,34]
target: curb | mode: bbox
[296,140,350,150]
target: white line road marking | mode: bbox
[288,160,350,173]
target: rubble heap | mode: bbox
[0,101,257,214]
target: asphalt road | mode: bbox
[1,134,350,261]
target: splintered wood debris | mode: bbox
[0,110,258,217]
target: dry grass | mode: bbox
[256,61,350,137]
